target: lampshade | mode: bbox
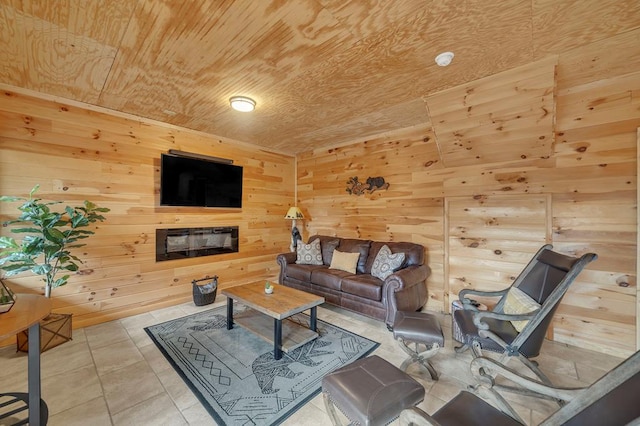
[284,206,304,220]
[229,96,256,112]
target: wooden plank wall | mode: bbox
[298,31,640,357]
[446,195,551,307]
[430,56,556,168]
[0,87,293,335]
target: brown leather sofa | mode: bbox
[277,235,430,329]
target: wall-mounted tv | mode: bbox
[160,153,243,208]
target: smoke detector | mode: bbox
[435,52,454,67]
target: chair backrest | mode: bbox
[516,248,580,304]
[542,350,640,425]
[495,245,597,358]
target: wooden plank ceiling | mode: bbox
[0,0,638,154]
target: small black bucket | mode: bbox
[192,275,218,306]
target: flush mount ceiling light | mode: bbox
[435,51,454,67]
[229,96,256,112]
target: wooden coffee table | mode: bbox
[221,281,324,360]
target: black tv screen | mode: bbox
[160,154,243,208]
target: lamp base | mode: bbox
[290,225,301,252]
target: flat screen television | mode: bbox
[160,153,243,208]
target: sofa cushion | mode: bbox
[338,238,372,274]
[341,274,384,301]
[321,239,341,265]
[330,250,360,274]
[307,235,342,265]
[365,241,424,273]
[311,268,350,291]
[371,245,405,281]
[296,238,323,265]
[287,263,326,282]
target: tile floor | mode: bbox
[0,296,624,425]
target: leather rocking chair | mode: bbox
[399,349,640,425]
[453,244,597,389]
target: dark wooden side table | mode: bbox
[0,294,52,426]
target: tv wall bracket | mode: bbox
[167,149,234,165]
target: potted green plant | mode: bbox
[0,185,109,351]
[0,185,109,297]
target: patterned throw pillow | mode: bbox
[329,250,361,274]
[371,245,405,281]
[295,238,323,265]
[503,287,541,332]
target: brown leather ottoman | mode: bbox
[322,355,425,426]
[393,311,444,380]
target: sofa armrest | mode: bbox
[277,252,297,284]
[277,252,296,265]
[383,264,431,327]
[385,264,430,293]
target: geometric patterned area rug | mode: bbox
[144,305,379,425]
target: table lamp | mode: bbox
[285,206,304,252]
